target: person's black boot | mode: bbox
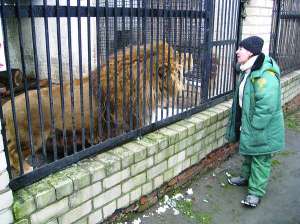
[228,176,248,186]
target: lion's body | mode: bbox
[3,78,98,172]
[3,42,191,173]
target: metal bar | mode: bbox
[190,1,198,107]
[171,0,177,116]
[77,0,86,150]
[9,91,233,190]
[43,0,58,161]
[154,0,159,122]
[142,0,147,127]
[136,0,141,129]
[105,0,111,137]
[210,0,217,98]
[181,0,188,111]
[121,0,126,132]
[174,1,181,114]
[67,0,77,153]
[113,0,118,135]
[160,0,166,120]
[224,0,233,93]
[215,0,222,96]
[220,0,228,96]
[2,5,206,19]
[166,0,171,118]
[187,0,194,108]
[15,1,36,169]
[148,0,154,123]
[129,0,134,130]
[234,0,242,90]
[270,0,281,58]
[56,0,67,155]
[194,0,203,107]
[87,0,94,144]
[29,0,47,160]
[201,0,213,102]
[178,0,184,113]
[95,0,103,140]
[0,1,15,175]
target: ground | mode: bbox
[123,110,300,224]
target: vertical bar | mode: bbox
[160,0,166,119]
[30,0,47,159]
[270,0,281,58]
[142,0,147,127]
[216,1,224,95]
[67,1,77,153]
[194,0,203,107]
[155,0,159,122]
[129,0,134,129]
[77,0,85,149]
[224,0,232,92]
[208,0,216,98]
[176,0,182,114]
[15,1,36,169]
[113,0,118,134]
[105,0,111,137]
[219,0,227,95]
[201,0,213,102]
[56,0,67,155]
[0,0,22,175]
[87,0,94,144]
[121,0,126,131]
[67,0,77,153]
[43,0,58,160]
[187,1,194,108]
[234,0,242,90]
[171,0,177,115]
[166,0,171,117]
[181,0,188,111]
[136,0,141,129]
[96,0,102,142]
[149,0,154,123]
[227,0,237,92]
[187,0,194,108]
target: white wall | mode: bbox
[242,0,274,54]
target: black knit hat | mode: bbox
[239,36,264,55]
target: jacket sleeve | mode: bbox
[251,73,279,130]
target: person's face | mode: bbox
[236,47,253,64]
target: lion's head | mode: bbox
[92,41,193,133]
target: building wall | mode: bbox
[241,0,274,54]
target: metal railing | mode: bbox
[0,0,240,190]
[270,0,300,75]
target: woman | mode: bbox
[226,36,285,208]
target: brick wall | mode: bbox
[242,0,274,54]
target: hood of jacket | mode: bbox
[250,53,281,79]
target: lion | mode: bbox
[93,41,193,135]
[2,41,192,174]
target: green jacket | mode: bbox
[226,54,285,155]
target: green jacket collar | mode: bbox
[249,53,281,79]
